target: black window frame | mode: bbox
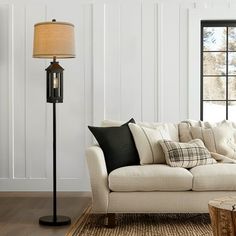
[200,20,236,121]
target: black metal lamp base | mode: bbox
[39,215,71,226]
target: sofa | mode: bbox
[86,119,236,226]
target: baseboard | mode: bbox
[0,178,91,191]
[0,191,92,198]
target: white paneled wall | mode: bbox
[0,0,234,190]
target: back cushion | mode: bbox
[178,123,193,143]
[102,120,179,142]
[101,120,124,127]
[179,119,236,142]
[178,120,204,143]
[190,126,236,160]
[178,119,226,143]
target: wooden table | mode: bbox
[209,196,236,236]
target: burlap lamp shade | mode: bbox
[33,21,75,58]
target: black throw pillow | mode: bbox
[88,118,140,173]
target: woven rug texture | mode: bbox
[66,206,213,236]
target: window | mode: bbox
[201,20,236,121]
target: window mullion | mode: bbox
[226,26,229,120]
[200,24,204,121]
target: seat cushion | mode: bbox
[108,164,193,191]
[190,163,236,191]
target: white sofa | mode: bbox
[86,120,236,226]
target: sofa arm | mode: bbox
[86,146,109,213]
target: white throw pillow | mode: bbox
[128,123,170,164]
[190,126,236,160]
[179,119,229,143]
[159,139,216,168]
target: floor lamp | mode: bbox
[33,19,75,226]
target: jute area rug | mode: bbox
[66,205,213,236]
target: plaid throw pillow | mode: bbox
[159,139,217,168]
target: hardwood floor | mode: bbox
[0,193,91,236]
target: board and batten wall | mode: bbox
[0,0,233,191]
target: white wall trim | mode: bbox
[8,4,14,179]
[179,2,193,120]
[157,2,163,122]
[0,191,92,197]
[188,7,236,120]
[0,178,90,191]
[93,2,106,125]
[154,2,158,121]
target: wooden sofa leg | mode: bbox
[107,213,116,228]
